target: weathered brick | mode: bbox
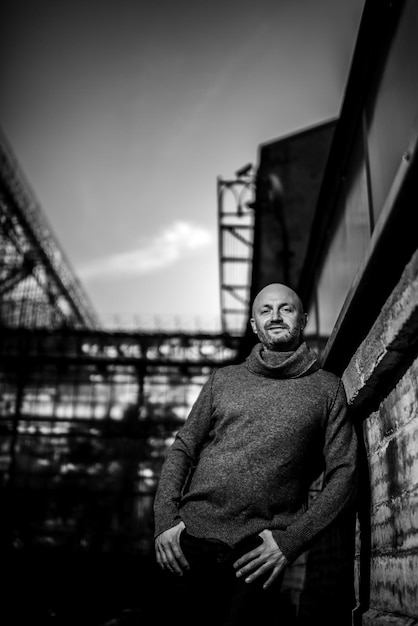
[343,248,418,411]
[368,554,418,615]
[362,608,418,625]
[370,489,418,552]
[364,357,418,453]
[365,417,418,505]
[346,251,418,622]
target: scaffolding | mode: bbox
[217,171,255,336]
[0,328,240,555]
[0,129,99,329]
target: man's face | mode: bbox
[250,284,306,351]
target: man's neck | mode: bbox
[261,346,295,365]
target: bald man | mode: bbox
[153,283,357,626]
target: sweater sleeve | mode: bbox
[272,381,358,562]
[153,372,215,538]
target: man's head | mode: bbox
[250,283,307,351]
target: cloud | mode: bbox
[79,221,212,280]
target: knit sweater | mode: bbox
[153,341,358,563]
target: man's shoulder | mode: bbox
[314,367,341,384]
[212,360,247,383]
[310,366,344,395]
[216,359,247,375]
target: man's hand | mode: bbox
[233,529,288,589]
[155,520,189,576]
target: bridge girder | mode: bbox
[0,327,241,368]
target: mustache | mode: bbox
[266,322,289,330]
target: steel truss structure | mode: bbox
[217,171,255,336]
[0,328,240,555]
[0,130,99,329]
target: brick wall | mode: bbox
[343,248,418,625]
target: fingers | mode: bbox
[155,526,189,576]
[262,566,282,589]
[236,558,284,587]
[233,546,262,571]
[158,543,184,575]
[235,555,265,582]
[172,541,189,571]
[156,540,185,575]
[233,534,287,587]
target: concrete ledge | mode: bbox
[343,247,418,413]
[361,608,418,626]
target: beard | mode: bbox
[257,324,301,351]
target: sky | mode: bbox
[0,0,365,330]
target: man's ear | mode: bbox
[300,313,308,331]
[250,318,257,334]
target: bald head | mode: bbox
[250,283,307,351]
[252,283,304,317]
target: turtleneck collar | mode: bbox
[246,341,320,379]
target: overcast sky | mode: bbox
[0,0,365,330]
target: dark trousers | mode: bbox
[161,530,284,626]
